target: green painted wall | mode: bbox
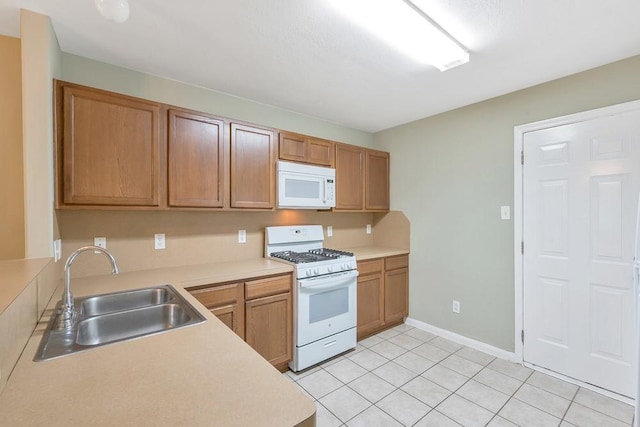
[60,53,373,148]
[374,55,640,351]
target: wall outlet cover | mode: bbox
[238,229,247,244]
[154,234,166,250]
[327,226,333,237]
[452,300,461,314]
[366,224,372,234]
[53,239,62,262]
[94,237,106,249]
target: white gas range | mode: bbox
[265,225,358,372]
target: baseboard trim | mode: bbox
[405,317,516,362]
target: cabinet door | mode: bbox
[189,283,244,339]
[278,132,307,163]
[168,110,226,207]
[230,123,275,209]
[335,143,364,210]
[245,292,292,367]
[60,83,161,206]
[384,267,409,324]
[307,138,334,166]
[365,150,390,211]
[357,273,385,340]
[210,304,239,333]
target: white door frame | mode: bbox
[513,99,640,365]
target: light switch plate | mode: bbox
[238,230,246,244]
[366,224,372,234]
[327,226,333,237]
[500,206,511,220]
[154,234,166,250]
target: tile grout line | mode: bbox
[557,385,580,426]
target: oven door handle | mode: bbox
[298,271,358,291]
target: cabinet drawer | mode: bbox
[245,275,291,300]
[189,283,240,308]
[385,255,408,271]
[357,259,383,276]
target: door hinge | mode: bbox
[521,241,524,254]
[521,329,525,344]
[521,151,524,165]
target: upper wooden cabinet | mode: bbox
[335,143,364,210]
[168,109,226,208]
[365,149,390,211]
[230,123,276,209]
[334,143,390,212]
[278,131,334,166]
[54,80,389,212]
[56,81,162,207]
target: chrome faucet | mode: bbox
[54,245,120,331]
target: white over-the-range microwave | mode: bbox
[277,161,336,210]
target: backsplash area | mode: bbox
[58,210,382,278]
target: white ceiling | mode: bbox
[1,0,640,132]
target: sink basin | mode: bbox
[35,284,206,361]
[76,304,192,346]
[80,287,172,317]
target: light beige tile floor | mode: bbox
[284,324,635,427]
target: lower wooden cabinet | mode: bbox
[189,282,244,339]
[356,259,385,339]
[244,275,292,370]
[245,293,292,368]
[188,273,292,371]
[357,254,409,340]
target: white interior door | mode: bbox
[523,110,640,398]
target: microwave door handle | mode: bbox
[323,179,328,204]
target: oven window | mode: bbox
[309,287,349,323]
[285,178,320,199]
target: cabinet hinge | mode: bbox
[521,329,525,344]
[521,151,524,165]
[521,241,524,254]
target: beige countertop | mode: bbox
[0,258,52,314]
[0,246,408,426]
[0,259,314,427]
[348,246,409,261]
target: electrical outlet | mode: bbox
[53,239,62,262]
[238,229,246,244]
[327,226,333,237]
[366,224,372,234]
[500,206,511,220]
[93,237,106,253]
[452,300,461,314]
[154,234,166,250]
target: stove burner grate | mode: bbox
[270,248,354,264]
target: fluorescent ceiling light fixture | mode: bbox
[328,0,469,71]
[95,0,130,23]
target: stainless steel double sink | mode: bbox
[35,285,206,361]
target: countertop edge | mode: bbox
[0,257,53,315]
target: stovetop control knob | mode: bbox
[314,268,320,275]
